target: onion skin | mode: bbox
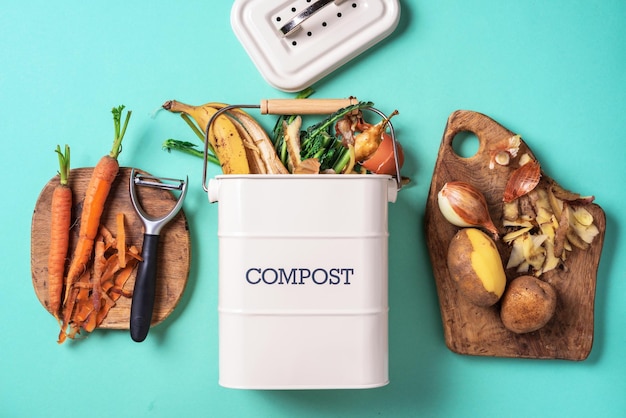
[503,160,541,202]
[438,181,499,240]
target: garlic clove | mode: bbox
[489,134,521,169]
[437,181,500,239]
[494,151,511,166]
[518,153,533,166]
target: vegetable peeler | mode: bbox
[129,169,188,342]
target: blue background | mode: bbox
[2,1,625,417]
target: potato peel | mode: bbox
[503,182,599,276]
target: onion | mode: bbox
[437,181,499,239]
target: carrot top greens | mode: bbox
[55,144,70,186]
[110,105,132,159]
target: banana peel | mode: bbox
[163,100,290,175]
[225,106,289,174]
[162,100,250,174]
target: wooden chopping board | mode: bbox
[31,167,191,330]
[424,110,605,360]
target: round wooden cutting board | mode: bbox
[424,110,606,361]
[31,167,191,330]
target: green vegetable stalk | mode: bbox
[162,139,220,165]
[271,87,315,165]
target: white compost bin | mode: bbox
[208,174,397,389]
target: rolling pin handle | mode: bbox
[260,98,359,115]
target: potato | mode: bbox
[500,275,557,334]
[447,228,507,307]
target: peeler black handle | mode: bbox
[130,233,160,342]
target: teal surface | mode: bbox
[2,1,625,417]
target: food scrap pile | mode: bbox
[161,92,405,179]
[437,138,600,334]
[47,106,140,343]
[58,219,140,342]
[501,164,599,275]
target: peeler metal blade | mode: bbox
[128,168,188,342]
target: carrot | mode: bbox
[48,144,72,320]
[60,106,131,329]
